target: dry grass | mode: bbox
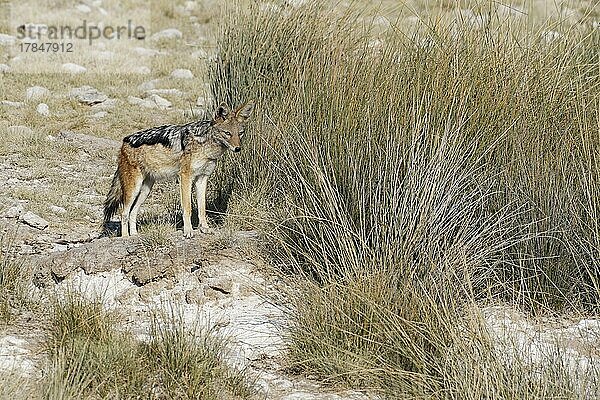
[0,224,31,322]
[208,0,599,396]
[42,293,255,399]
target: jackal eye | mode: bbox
[222,130,231,137]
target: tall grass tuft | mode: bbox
[208,1,599,396]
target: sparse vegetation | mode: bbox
[0,225,29,322]
[43,293,254,399]
[208,1,600,396]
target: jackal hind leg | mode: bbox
[180,170,194,238]
[129,177,154,235]
[121,172,144,237]
[195,175,214,234]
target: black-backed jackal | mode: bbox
[103,101,254,237]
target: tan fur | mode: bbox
[104,101,254,237]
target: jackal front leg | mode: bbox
[195,175,214,234]
[180,170,194,238]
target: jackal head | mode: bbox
[212,100,255,153]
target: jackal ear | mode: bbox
[235,100,255,120]
[214,103,231,122]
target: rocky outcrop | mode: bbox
[31,232,236,287]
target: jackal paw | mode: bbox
[183,228,194,238]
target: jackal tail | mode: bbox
[103,168,123,224]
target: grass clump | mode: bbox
[44,294,255,399]
[0,225,29,322]
[208,0,599,396]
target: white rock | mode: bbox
[128,96,148,106]
[3,205,24,218]
[170,68,193,79]
[150,28,182,41]
[76,4,92,13]
[0,34,16,46]
[20,211,48,230]
[128,95,171,109]
[36,103,50,116]
[0,64,9,73]
[62,63,87,74]
[8,125,33,135]
[26,86,50,101]
[149,94,172,109]
[184,1,197,11]
[1,100,24,107]
[91,98,117,109]
[146,88,183,97]
[46,135,56,141]
[49,205,67,214]
[69,86,108,105]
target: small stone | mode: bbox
[146,88,183,97]
[76,4,92,13]
[36,103,50,116]
[63,63,87,74]
[91,98,117,109]
[3,205,24,218]
[1,100,24,107]
[26,86,50,101]
[69,86,108,105]
[170,68,193,79]
[149,94,172,109]
[0,34,16,46]
[21,211,49,230]
[150,28,182,41]
[49,205,67,215]
[8,125,33,135]
[0,64,10,73]
[20,244,37,255]
[129,95,171,109]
